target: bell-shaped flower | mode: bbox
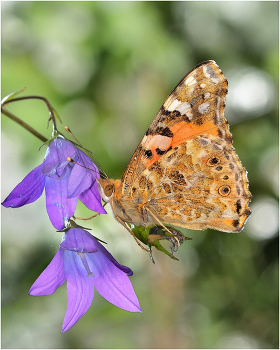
[2,137,106,230]
[29,228,141,332]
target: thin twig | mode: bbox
[2,95,60,131]
[1,107,48,143]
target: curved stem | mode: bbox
[2,95,60,132]
[1,107,48,143]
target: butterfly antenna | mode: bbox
[64,126,108,179]
[66,158,102,177]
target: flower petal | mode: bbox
[2,163,45,208]
[95,239,133,276]
[45,167,77,230]
[60,228,98,254]
[67,149,100,198]
[67,163,93,198]
[88,249,141,313]
[75,147,100,179]
[29,248,65,296]
[62,250,94,333]
[79,182,107,214]
[42,138,76,178]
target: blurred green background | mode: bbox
[1,1,278,348]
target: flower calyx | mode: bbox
[57,219,92,233]
[59,220,108,245]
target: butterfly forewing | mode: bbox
[121,60,232,194]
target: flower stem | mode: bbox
[1,95,61,134]
[1,107,48,143]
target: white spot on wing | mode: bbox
[203,65,221,84]
[185,75,197,86]
[186,111,193,119]
[216,96,221,119]
[204,92,210,99]
[165,98,181,112]
[203,65,211,78]
[200,83,207,88]
[211,77,220,84]
[198,102,210,114]
[176,102,191,114]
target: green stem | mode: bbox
[1,107,48,143]
[2,95,58,131]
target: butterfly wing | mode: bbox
[132,134,251,232]
[119,60,251,232]
[122,60,229,191]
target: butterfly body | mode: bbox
[99,60,251,242]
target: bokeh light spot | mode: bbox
[246,197,279,241]
[227,68,275,119]
[216,332,260,348]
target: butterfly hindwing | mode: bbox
[130,134,251,232]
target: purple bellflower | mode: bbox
[29,228,141,332]
[2,137,106,230]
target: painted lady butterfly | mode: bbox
[98,60,251,250]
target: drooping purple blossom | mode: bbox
[2,137,106,230]
[29,228,141,332]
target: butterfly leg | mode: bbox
[149,226,179,257]
[73,213,100,221]
[114,214,151,252]
[145,206,178,237]
[144,207,190,254]
[72,203,107,221]
[149,225,189,257]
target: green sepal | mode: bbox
[38,131,66,151]
[57,219,108,244]
[56,219,92,233]
[51,106,62,123]
[1,87,27,106]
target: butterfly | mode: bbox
[98,60,251,251]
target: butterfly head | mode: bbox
[97,178,115,203]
